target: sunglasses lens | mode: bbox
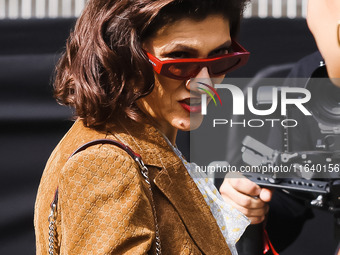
[210,57,241,75]
[167,63,201,78]
[159,53,247,79]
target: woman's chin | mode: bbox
[173,114,204,131]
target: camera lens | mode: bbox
[306,76,340,128]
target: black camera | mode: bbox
[240,66,340,236]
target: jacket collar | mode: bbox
[108,121,181,169]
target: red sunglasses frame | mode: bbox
[145,39,250,80]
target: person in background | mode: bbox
[307,0,340,88]
[34,0,252,254]
[220,0,340,254]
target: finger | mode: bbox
[248,215,266,225]
[223,197,268,224]
[223,197,269,217]
[259,188,273,202]
[227,177,262,197]
[220,180,266,209]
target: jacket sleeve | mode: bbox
[58,144,155,254]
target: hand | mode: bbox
[220,174,273,224]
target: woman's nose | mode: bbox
[195,67,211,79]
[186,67,213,91]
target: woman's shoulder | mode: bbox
[59,123,141,178]
[43,119,140,183]
[62,141,138,177]
[58,142,141,199]
[50,120,119,161]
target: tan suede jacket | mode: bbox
[34,120,231,255]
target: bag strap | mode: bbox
[48,139,161,255]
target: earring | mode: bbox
[338,20,340,47]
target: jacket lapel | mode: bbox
[153,162,231,255]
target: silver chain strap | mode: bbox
[48,203,57,255]
[136,158,162,255]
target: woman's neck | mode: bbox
[162,128,177,145]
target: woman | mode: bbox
[221,0,340,254]
[34,0,251,254]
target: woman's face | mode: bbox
[307,0,340,86]
[139,15,231,142]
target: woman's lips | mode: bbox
[179,98,202,113]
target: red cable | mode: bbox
[263,229,279,255]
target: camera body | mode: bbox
[240,66,340,237]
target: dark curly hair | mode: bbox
[54,0,249,130]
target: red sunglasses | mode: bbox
[145,40,250,80]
